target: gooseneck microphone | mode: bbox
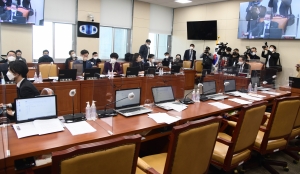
[180,83,203,104]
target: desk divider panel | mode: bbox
[1,84,10,165]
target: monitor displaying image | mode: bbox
[0,0,45,25]
[77,21,100,38]
[238,0,300,40]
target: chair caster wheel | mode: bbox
[283,167,289,172]
[293,160,299,164]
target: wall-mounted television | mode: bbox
[187,20,217,40]
[0,0,45,26]
[238,0,300,40]
[77,21,100,38]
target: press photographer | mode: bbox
[200,46,213,73]
[261,42,281,70]
[232,48,240,66]
[247,47,260,60]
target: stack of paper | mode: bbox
[65,121,96,136]
[248,93,266,98]
[208,102,233,109]
[148,113,180,124]
[229,98,252,105]
[13,118,64,139]
[261,91,280,95]
[239,94,262,101]
[160,103,187,112]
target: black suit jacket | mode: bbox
[131,61,144,71]
[270,0,292,17]
[183,49,196,61]
[0,63,9,81]
[38,55,54,63]
[0,10,23,21]
[17,0,31,8]
[250,21,279,37]
[261,50,280,67]
[0,0,11,7]
[139,44,150,62]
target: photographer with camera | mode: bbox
[217,45,233,67]
[261,43,280,68]
[200,47,213,73]
[232,48,240,66]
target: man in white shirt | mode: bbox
[0,3,23,22]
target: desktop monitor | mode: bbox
[152,86,175,104]
[58,69,77,81]
[126,67,139,77]
[84,68,100,80]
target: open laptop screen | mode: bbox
[15,95,57,123]
[224,79,236,92]
[203,81,216,95]
[152,86,175,104]
[115,88,141,109]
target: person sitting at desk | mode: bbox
[65,50,77,69]
[0,3,23,22]
[0,50,17,82]
[173,54,183,67]
[38,50,54,63]
[131,53,144,72]
[104,53,122,75]
[89,52,101,67]
[162,52,173,67]
[0,61,39,120]
[144,54,157,67]
[236,56,250,74]
[15,50,26,63]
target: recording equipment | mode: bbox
[63,89,85,122]
[217,42,228,51]
[262,42,268,49]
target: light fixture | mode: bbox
[175,0,192,4]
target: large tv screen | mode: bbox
[238,0,300,40]
[187,21,217,40]
[0,0,44,26]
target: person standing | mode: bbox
[261,45,280,68]
[200,47,213,73]
[183,44,196,68]
[139,39,151,62]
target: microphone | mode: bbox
[48,62,53,79]
[63,89,85,122]
[98,92,135,118]
[180,83,203,104]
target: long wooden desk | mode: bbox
[1,89,291,173]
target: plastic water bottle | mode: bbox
[34,72,38,83]
[39,72,43,83]
[192,90,196,101]
[90,100,97,120]
[169,62,172,69]
[254,83,258,93]
[85,101,91,120]
[196,89,200,102]
[248,82,252,93]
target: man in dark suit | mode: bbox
[0,61,39,120]
[0,50,17,82]
[139,39,151,62]
[183,44,196,68]
[144,54,157,67]
[261,45,280,68]
[38,50,54,63]
[162,52,173,67]
[15,50,26,63]
[269,0,292,18]
[236,56,250,74]
[0,3,23,22]
[0,0,12,7]
[244,12,279,38]
[104,53,122,74]
[245,0,267,32]
[17,0,31,9]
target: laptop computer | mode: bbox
[171,66,181,74]
[224,79,240,96]
[202,81,228,100]
[115,88,152,117]
[58,69,77,81]
[15,95,57,123]
[126,67,139,77]
[84,68,100,80]
[152,86,181,110]
[12,16,26,24]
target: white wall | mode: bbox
[172,0,300,85]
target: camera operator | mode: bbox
[247,47,260,60]
[218,47,233,67]
[200,47,213,73]
[261,44,280,68]
[232,48,240,66]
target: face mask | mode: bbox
[238,62,243,65]
[151,59,156,63]
[226,52,230,54]
[94,57,98,59]
[251,52,256,56]
[110,58,116,64]
[7,56,16,62]
[269,48,274,52]
[6,71,15,81]
[71,54,76,58]
[190,47,194,50]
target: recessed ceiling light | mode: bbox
[175,0,192,4]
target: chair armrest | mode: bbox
[137,157,160,174]
[217,137,234,146]
[219,119,229,132]
[259,126,267,132]
[228,115,239,122]
[227,121,237,127]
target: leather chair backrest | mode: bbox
[97,63,104,74]
[183,61,191,69]
[38,64,58,79]
[194,60,203,72]
[123,63,130,75]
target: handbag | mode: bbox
[272,57,282,72]
[287,6,295,26]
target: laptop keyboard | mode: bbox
[119,107,145,113]
[206,93,223,99]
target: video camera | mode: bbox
[204,46,210,53]
[262,42,268,49]
[217,42,228,51]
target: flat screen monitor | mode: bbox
[187,20,217,40]
[0,0,45,26]
[84,68,100,80]
[77,21,100,38]
[15,95,57,123]
[202,81,217,95]
[238,0,300,40]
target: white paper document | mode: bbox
[208,102,233,109]
[13,118,65,139]
[160,103,187,112]
[248,93,266,98]
[148,113,180,124]
[261,91,280,95]
[65,121,96,136]
[239,94,263,101]
[229,98,253,105]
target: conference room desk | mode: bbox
[3,90,291,174]
[183,69,196,90]
[204,74,251,92]
[0,127,6,174]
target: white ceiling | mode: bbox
[137,0,228,8]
